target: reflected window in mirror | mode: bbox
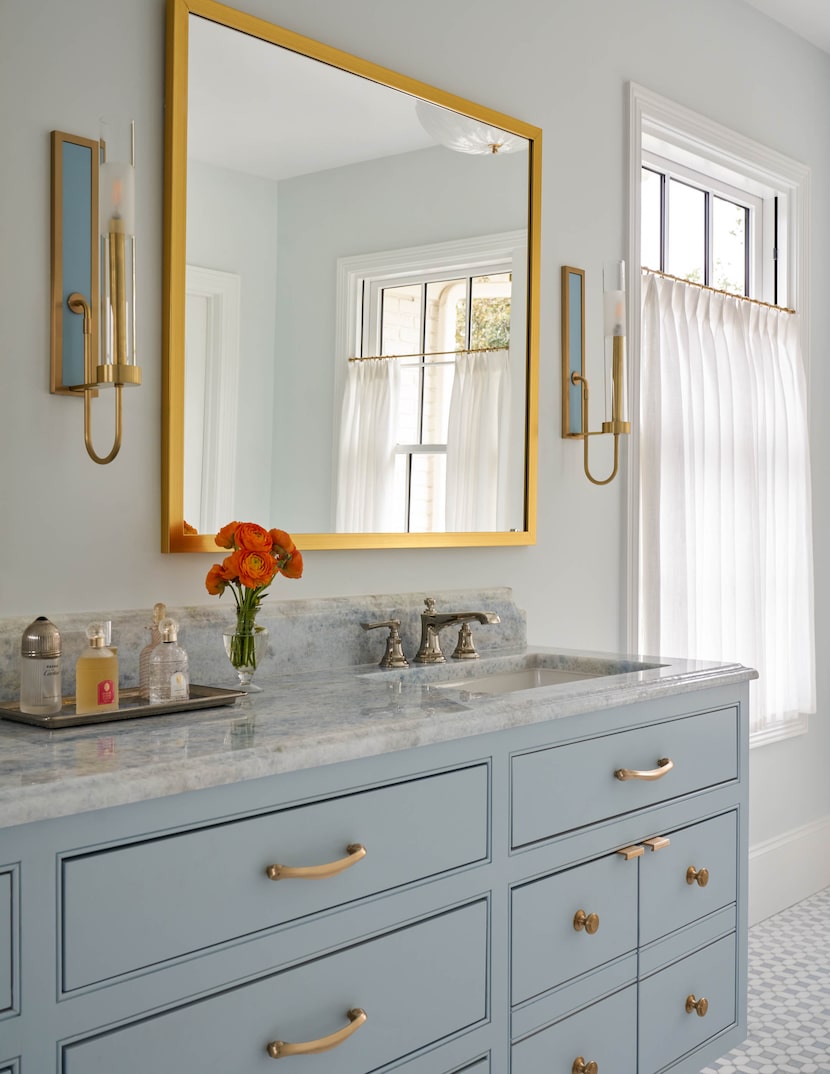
[335,233,526,535]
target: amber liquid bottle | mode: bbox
[75,623,119,715]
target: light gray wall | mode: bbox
[1,0,829,854]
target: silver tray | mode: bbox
[0,685,245,729]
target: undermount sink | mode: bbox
[431,666,602,695]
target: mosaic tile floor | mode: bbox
[701,886,830,1074]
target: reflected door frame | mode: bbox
[184,265,241,535]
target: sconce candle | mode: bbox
[99,118,137,374]
[601,260,629,437]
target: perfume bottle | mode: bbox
[138,602,167,701]
[75,622,119,715]
[148,618,189,704]
[19,616,62,715]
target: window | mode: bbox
[641,159,759,299]
[628,84,813,747]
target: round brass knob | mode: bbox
[572,1058,598,1074]
[573,909,600,934]
[685,994,709,1017]
[686,865,710,887]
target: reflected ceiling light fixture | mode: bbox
[415,100,528,155]
[561,261,630,485]
[50,117,141,464]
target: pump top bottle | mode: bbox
[148,617,190,704]
[75,622,119,716]
[20,616,62,715]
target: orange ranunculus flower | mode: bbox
[269,528,296,556]
[236,549,278,589]
[279,549,304,579]
[205,563,229,595]
[236,522,273,553]
[215,521,239,549]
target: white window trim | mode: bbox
[626,82,811,745]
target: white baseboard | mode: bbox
[749,814,830,925]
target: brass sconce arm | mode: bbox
[67,292,124,465]
[571,370,621,486]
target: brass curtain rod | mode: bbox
[348,345,508,362]
[641,266,796,315]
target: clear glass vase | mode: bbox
[223,625,268,692]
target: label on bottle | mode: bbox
[97,679,115,705]
[169,671,189,700]
[20,656,62,714]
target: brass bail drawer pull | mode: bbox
[573,909,600,934]
[572,1058,599,1074]
[267,1007,367,1058]
[685,994,709,1017]
[265,843,367,881]
[614,757,673,782]
[686,865,710,887]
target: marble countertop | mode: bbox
[0,647,756,829]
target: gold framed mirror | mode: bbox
[162,0,541,552]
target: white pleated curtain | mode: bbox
[639,271,815,734]
[335,358,400,532]
[445,348,511,531]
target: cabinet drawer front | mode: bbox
[511,984,637,1074]
[512,853,638,1003]
[0,870,12,1014]
[63,900,488,1074]
[640,812,737,944]
[638,933,737,1074]
[512,708,738,847]
[62,764,488,990]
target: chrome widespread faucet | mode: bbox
[414,597,500,664]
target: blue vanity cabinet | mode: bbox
[0,867,14,1018]
[508,693,747,1074]
[0,678,748,1074]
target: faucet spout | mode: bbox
[414,598,500,664]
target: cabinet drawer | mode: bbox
[640,812,737,944]
[638,933,736,1074]
[63,899,488,1074]
[0,869,12,1014]
[512,708,738,847]
[62,764,487,990]
[512,853,638,1003]
[511,984,636,1074]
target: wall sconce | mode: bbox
[50,119,141,464]
[561,262,630,485]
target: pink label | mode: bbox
[98,679,115,705]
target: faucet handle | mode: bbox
[451,621,480,660]
[360,620,409,669]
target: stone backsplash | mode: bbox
[0,588,526,701]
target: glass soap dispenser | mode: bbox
[75,622,119,715]
[148,617,190,704]
[138,601,167,701]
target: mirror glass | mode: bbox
[163,0,541,551]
